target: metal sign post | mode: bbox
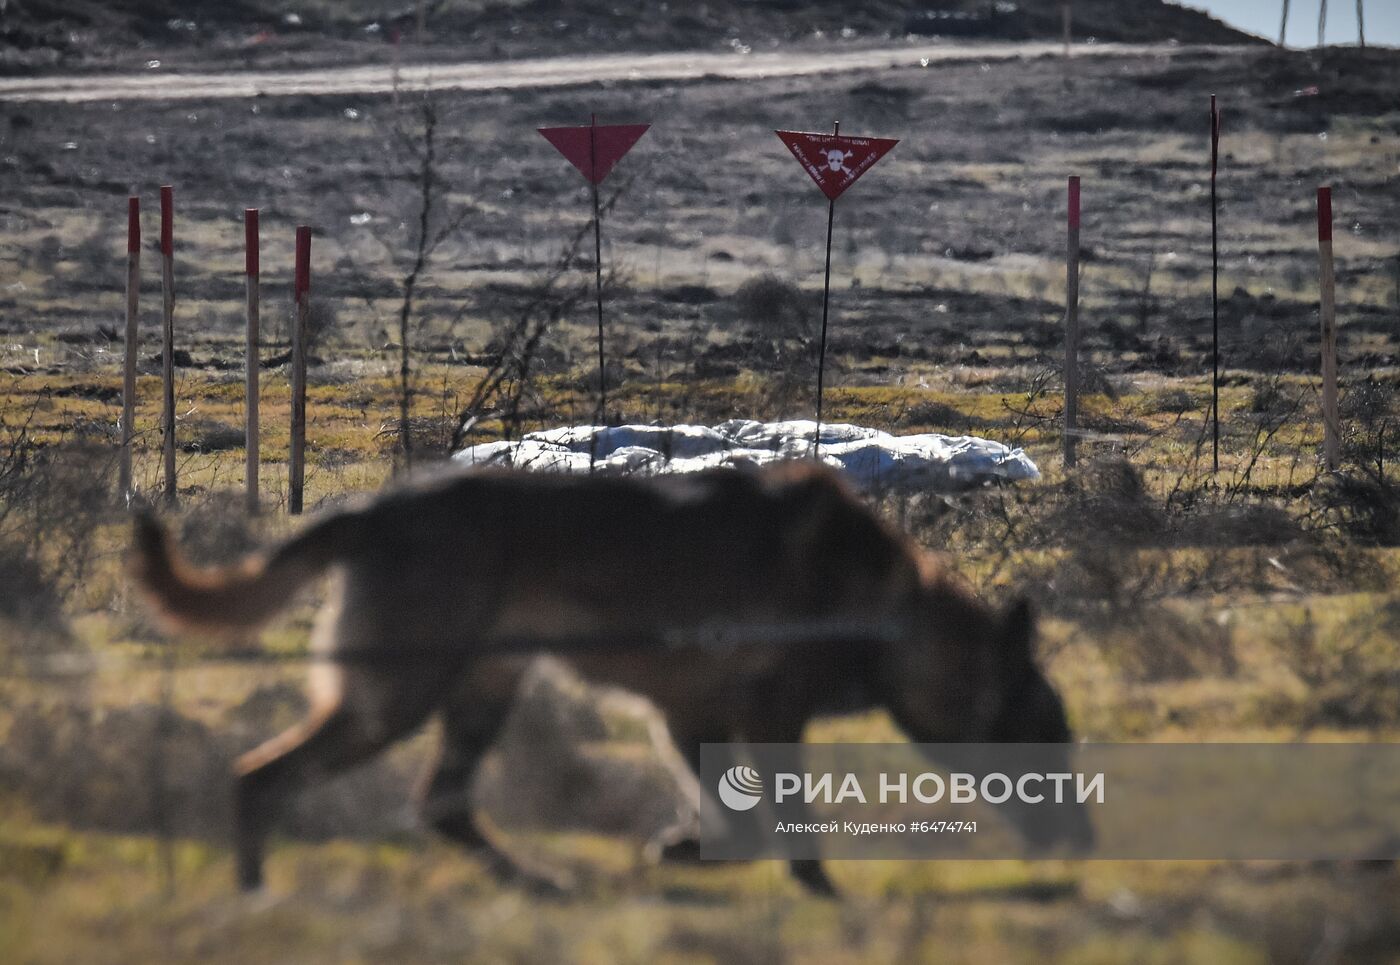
[1317,187,1340,472]
[538,117,650,428]
[1210,94,1222,474]
[775,125,898,457]
[1065,176,1081,469]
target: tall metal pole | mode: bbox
[159,185,177,505]
[1356,0,1365,47]
[1279,0,1290,46]
[1210,95,1221,474]
[813,120,839,460]
[245,209,260,515]
[120,197,140,501]
[590,114,606,425]
[1064,175,1081,469]
[1317,187,1340,472]
[1318,0,1328,47]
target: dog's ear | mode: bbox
[1002,596,1035,662]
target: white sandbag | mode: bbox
[453,421,1039,492]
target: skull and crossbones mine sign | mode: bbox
[823,148,858,174]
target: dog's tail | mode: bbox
[132,510,358,633]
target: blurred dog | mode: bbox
[133,462,1086,894]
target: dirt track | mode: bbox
[0,40,1193,102]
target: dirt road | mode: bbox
[0,41,1194,103]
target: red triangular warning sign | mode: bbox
[539,123,650,185]
[776,130,898,201]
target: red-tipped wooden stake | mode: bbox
[159,185,176,504]
[1317,187,1340,472]
[120,197,141,500]
[245,209,260,515]
[1064,175,1081,469]
[290,226,311,514]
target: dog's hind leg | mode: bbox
[417,677,511,853]
[418,663,576,894]
[234,658,443,893]
[233,700,396,891]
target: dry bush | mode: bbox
[731,273,818,412]
[168,489,262,565]
[0,409,118,659]
[897,399,974,432]
[0,539,67,652]
[180,419,245,453]
[1,683,421,842]
[304,300,341,356]
[733,273,811,340]
[1272,603,1400,729]
[1340,375,1397,478]
[378,416,463,462]
[475,657,693,842]
[1048,457,1165,546]
[1306,472,1400,546]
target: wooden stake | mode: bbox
[1064,175,1081,469]
[1317,187,1340,472]
[245,209,260,515]
[120,197,140,501]
[159,185,176,505]
[290,226,310,514]
[1210,94,1221,474]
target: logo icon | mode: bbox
[718,765,764,811]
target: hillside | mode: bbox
[2,0,1263,73]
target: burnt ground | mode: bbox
[0,43,1396,419]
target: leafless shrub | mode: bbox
[730,272,817,413]
[376,415,458,461]
[1306,471,1399,546]
[1274,605,1400,729]
[733,273,812,339]
[181,420,245,454]
[2,684,420,842]
[1000,366,1061,447]
[0,539,67,651]
[303,300,341,357]
[1249,376,1296,416]
[1340,375,1396,479]
[1152,388,1201,415]
[448,197,612,450]
[1089,600,1237,683]
[897,399,968,431]
[167,490,261,566]
[1049,456,1165,546]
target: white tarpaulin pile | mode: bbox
[453,420,1039,492]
